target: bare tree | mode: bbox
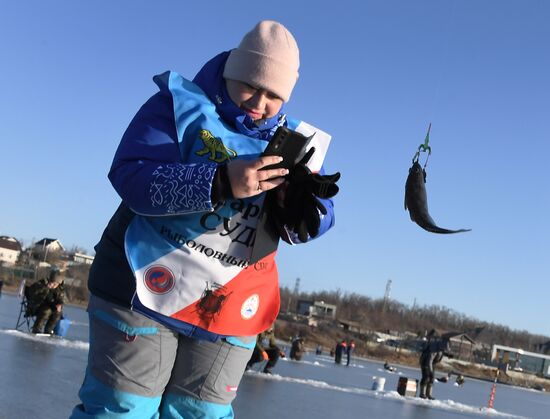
[280,288,549,349]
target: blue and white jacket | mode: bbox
[88,52,335,341]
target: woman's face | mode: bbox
[225,79,284,121]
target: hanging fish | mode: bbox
[404,124,471,234]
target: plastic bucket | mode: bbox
[53,318,71,337]
[372,376,386,391]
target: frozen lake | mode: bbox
[0,293,548,419]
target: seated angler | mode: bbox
[26,268,66,334]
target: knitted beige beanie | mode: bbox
[223,20,300,102]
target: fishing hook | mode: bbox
[412,123,432,169]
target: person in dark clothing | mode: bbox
[290,336,305,360]
[334,339,347,364]
[436,372,452,383]
[246,326,285,374]
[384,361,397,372]
[25,269,66,334]
[419,331,452,399]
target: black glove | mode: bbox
[280,147,340,241]
[211,164,233,205]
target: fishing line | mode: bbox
[427,0,457,124]
[415,0,457,169]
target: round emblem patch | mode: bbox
[241,294,260,320]
[143,265,175,294]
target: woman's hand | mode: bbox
[226,156,288,198]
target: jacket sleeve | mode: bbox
[54,287,66,305]
[268,333,278,349]
[316,196,335,237]
[256,333,266,351]
[108,90,217,216]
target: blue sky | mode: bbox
[1,1,549,336]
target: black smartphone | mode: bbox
[261,126,314,170]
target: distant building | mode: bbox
[0,236,22,266]
[33,238,65,254]
[296,299,314,316]
[492,344,550,378]
[447,333,476,361]
[338,319,363,334]
[310,301,337,319]
[296,300,337,319]
[70,252,94,265]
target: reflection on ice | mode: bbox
[377,367,403,375]
[67,320,89,327]
[244,370,527,419]
[280,357,327,367]
[0,329,89,350]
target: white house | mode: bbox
[0,236,22,265]
[33,238,65,255]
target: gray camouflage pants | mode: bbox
[72,294,254,418]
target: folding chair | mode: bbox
[14,281,35,332]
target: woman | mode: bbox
[72,20,338,418]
